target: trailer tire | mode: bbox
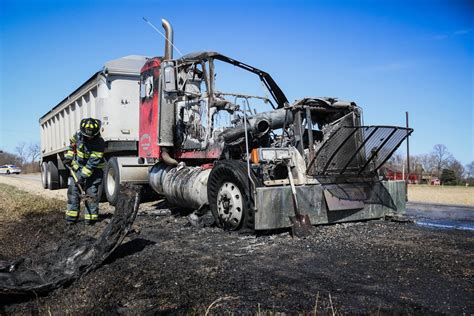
[207,160,261,232]
[104,157,120,206]
[98,170,107,203]
[59,170,69,189]
[41,162,48,189]
[47,161,59,190]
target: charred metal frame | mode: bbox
[308,125,413,176]
[178,52,289,108]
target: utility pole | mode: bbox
[406,111,410,201]
[406,112,410,179]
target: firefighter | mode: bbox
[63,118,105,225]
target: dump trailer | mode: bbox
[39,55,148,205]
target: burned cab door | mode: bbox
[139,58,162,159]
[158,60,177,147]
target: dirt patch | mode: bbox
[408,184,474,206]
[1,193,472,314]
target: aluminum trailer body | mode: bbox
[39,55,148,204]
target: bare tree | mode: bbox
[409,155,423,172]
[0,150,21,165]
[419,153,436,175]
[431,144,452,176]
[15,142,28,164]
[28,142,41,163]
[465,161,474,180]
[385,152,404,171]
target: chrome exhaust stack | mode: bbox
[161,18,173,60]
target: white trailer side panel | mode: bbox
[40,55,147,158]
[98,75,141,142]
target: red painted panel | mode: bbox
[139,58,162,159]
[175,147,222,160]
[385,170,420,183]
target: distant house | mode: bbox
[421,175,441,185]
[383,169,420,184]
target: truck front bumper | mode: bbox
[254,180,406,230]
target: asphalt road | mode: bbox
[0,173,41,182]
[407,202,474,231]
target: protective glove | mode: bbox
[75,172,85,186]
[62,158,72,168]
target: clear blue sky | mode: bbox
[1,0,472,164]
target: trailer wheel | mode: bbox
[98,173,107,203]
[41,162,48,188]
[59,170,69,189]
[47,161,59,190]
[207,160,261,232]
[104,157,120,206]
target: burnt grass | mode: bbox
[1,202,473,315]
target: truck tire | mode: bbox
[207,160,261,232]
[104,157,120,206]
[98,169,107,203]
[59,170,69,189]
[41,162,48,189]
[47,161,59,190]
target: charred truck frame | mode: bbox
[125,19,413,232]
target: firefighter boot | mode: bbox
[66,179,81,224]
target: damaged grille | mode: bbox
[309,123,413,176]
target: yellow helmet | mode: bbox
[80,118,101,137]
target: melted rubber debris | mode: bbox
[0,184,142,294]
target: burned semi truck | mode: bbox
[40,19,412,232]
[123,19,412,231]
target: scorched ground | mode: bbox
[1,201,472,315]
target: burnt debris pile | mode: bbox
[0,184,142,294]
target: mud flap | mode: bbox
[323,189,364,211]
[322,182,397,211]
[0,184,142,294]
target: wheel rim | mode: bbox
[107,168,116,197]
[217,181,244,229]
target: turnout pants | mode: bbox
[66,170,103,223]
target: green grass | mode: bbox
[0,183,66,222]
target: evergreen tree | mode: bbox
[440,169,457,185]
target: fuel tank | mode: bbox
[149,163,211,209]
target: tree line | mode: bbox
[0,142,41,173]
[386,144,474,185]
[1,142,472,184]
